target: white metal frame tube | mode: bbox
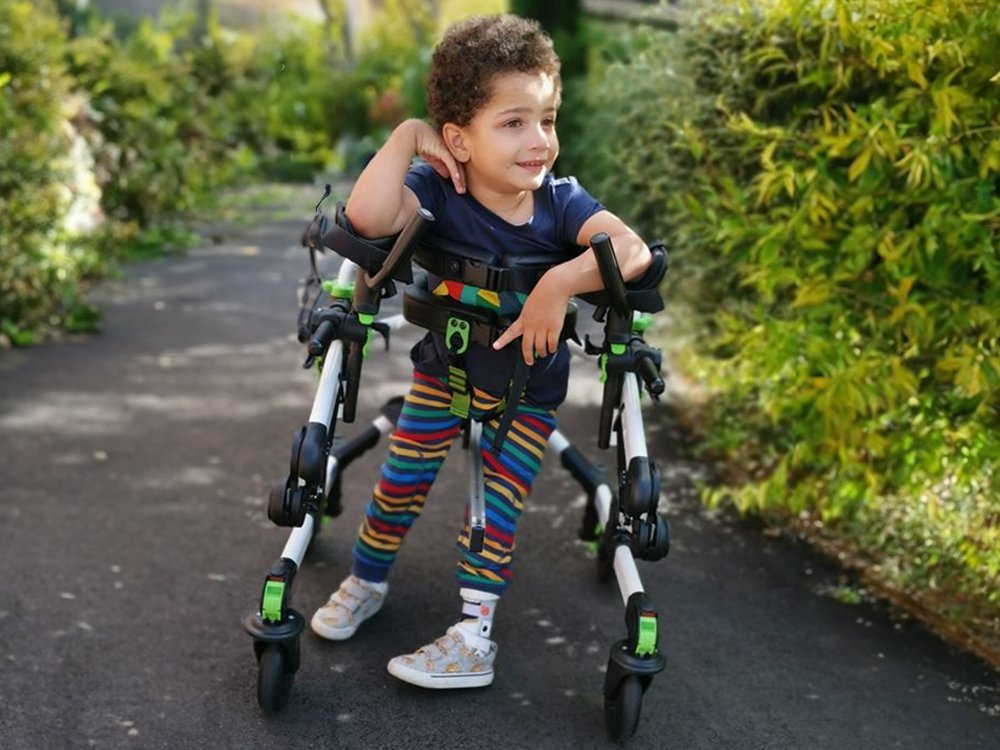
[280,514,314,566]
[306,260,357,426]
[468,421,485,531]
[620,373,647,462]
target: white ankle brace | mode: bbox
[458,587,499,640]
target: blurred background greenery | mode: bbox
[1,0,998,663]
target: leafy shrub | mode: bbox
[573,0,1000,629]
[2,0,507,344]
[66,16,244,233]
[0,1,97,342]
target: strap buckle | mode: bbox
[453,258,507,291]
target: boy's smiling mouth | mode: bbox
[517,160,548,171]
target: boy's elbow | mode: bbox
[343,201,380,238]
[635,241,653,274]
[344,195,410,239]
[620,233,653,280]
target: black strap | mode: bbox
[319,203,414,284]
[413,246,551,294]
[489,355,532,457]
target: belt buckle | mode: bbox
[461,259,490,288]
[484,265,507,291]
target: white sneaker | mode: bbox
[386,624,497,689]
[310,575,387,641]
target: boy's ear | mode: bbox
[442,123,471,163]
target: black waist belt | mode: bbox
[402,279,578,349]
[413,246,556,295]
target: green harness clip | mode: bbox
[446,317,472,417]
[448,365,470,418]
[446,317,470,355]
[636,613,658,656]
[261,580,286,623]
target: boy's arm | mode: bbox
[345,118,465,238]
[492,210,652,365]
[554,209,652,295]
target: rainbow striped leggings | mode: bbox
[351,370,557,596]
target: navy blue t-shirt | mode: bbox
[404,161,604,408]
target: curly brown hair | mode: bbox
[426,14,561,130]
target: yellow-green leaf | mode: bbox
[907,60,929,89]
[792,279,833,308]
[848,143,873,183]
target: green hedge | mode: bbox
[1,3,436,344]
[0,2,95,343]
[572,0,1000,632]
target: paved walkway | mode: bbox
[1,215,997,749]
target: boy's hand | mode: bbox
[408,119,466,194]
[492,276,570,366]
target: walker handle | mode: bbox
[637,354,665,396]
[590,232,630,321]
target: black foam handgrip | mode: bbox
[308,320,335,357]
[341,342,364,423]
[590,232,629,319]
[637,355,665,396]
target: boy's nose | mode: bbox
[527,123,550,149]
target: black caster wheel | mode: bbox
[605,674,643,741]
[257,643,295,713]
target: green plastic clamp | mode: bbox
[586,522,605,555]
[261,580,286,623]
[355,312,374,358]
[636,613,658,656]
[322,279,354,299]
[632,314,653,333]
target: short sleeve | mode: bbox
[404,161,446,217]
[551,176,605,246]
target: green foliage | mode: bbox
[0,1,97,340]
[2,2,475,344]
[510,0,586,78]
[573,0,1000,627]
[2,4,392,342]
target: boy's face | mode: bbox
[447,71,560,196]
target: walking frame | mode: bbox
[243,193,671,741]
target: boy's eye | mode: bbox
[543,117,556,127]
[503,119,523,128]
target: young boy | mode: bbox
[310,13,652,689]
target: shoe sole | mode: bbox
[386,658,494,689]
[310,599,384,641]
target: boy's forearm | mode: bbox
[344,120,418,237]
[540,232,652,298]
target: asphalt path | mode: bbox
[1,213,998,750]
